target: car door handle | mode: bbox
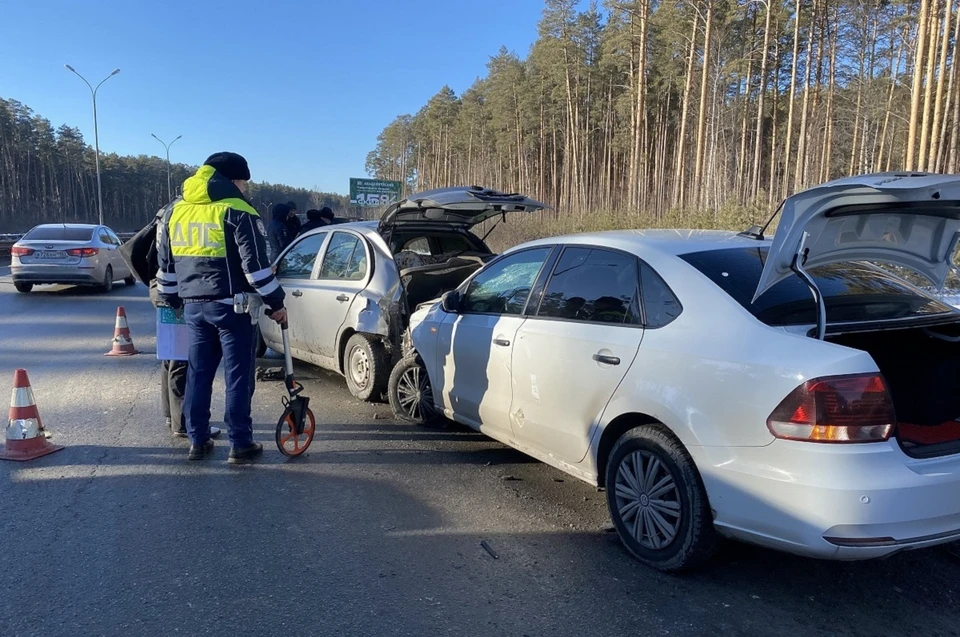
[336,294,350,303]
[493,338,511,347]
[593,354,621,366]
[291,290,303,297]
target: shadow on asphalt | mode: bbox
[2,282,145,297]
[2,446,960,637]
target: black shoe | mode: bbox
[188,439,215,461]
[175,426,220,439]
[165,417,173,430]
[228,442,263,465]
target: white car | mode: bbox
[389,173,960,571]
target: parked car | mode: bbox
[11,223,135,293]
[256,187,546,400]
[390,172,960,571]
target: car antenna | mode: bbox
[738,199,785,241]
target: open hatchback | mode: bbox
[756,172,960,458]
[380,186,548,313]
[378,186,548,232]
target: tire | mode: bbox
[276,405,316,457]
[14,282,33,294]
[101,266,114,293]
[124,275,136,286]
[388,354,440,425]
[605,425,716,572]
[342,333,389,402]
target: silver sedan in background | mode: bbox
[11,223,135,293]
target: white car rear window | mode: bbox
[681,247,955,326]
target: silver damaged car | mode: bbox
[257,186,546,401]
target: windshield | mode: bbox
[23,226,94,241]
[680,246,956,326]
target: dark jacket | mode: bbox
[118,206,167,308]
[286,213,302,237]
[300,208,334,235]
[299,220,325,234]
[267,204,293,263]
[156,165,285,312]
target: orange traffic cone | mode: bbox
[0,369,64,462]
[105,306,138,356]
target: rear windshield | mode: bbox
[23,226,94,241]
[388,230,486,256]
[680,247,955,326]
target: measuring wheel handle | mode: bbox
[273,318,317,457]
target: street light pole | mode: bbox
[65,65,120,227]
[151,134,183,201]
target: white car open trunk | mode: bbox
[827,321,960,458]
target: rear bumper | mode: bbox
[692,440,960,560]
[11,264,101,285]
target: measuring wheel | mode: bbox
[276,400,316,457]
[273,319,316,457]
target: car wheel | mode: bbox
[343,333,389,402]
[14,282,33,294]
[124,275,136,286]
[605,425,716,572]
[388,354,439,425]
[101,266,114,293]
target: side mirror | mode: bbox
[441,290,461,314]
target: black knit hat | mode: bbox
[203,152,251,181]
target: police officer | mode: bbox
[156,152,286,464]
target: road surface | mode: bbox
[0,271,958,637]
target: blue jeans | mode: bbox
[183,301,256,448]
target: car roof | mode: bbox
[515,229,773,257]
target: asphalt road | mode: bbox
[0,270,959,637]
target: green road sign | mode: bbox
[350,178,402,207]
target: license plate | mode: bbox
[37,251,67,259]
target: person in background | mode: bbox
[151,291,222,441]
[128,205,222,441]
[267,202,293,262]
[300,206,334,234]
[285,200,302,237]
[319,207,336,226]
[156,152,287,464]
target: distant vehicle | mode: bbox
[11,223,135,293]
[393,173,960,571]
[256,187,546,401]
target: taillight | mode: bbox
[767,373,896,443]
[67,248,98,257]
[11,246,34,257]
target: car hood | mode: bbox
[754,173,960,301]
[378,187,547,232]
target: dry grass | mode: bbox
[480,203,775,253]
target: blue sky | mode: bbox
[0,0,550,194]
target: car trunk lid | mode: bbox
[15,240,90,265]
[378,187,547,233]
[754,173,960,304]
